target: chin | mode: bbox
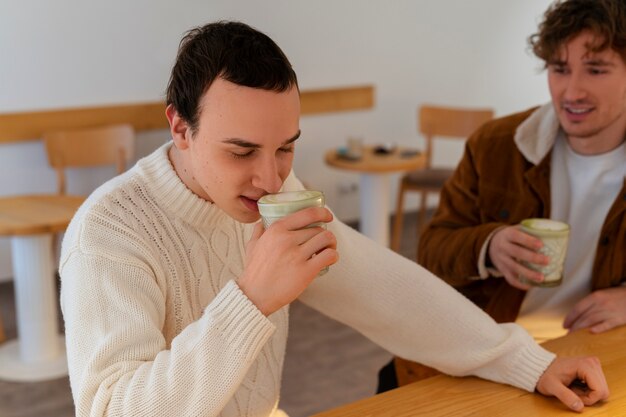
[234,211,262,224]
[562,125,598,139]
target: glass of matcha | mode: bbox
[257,190,329,275]
[519,218,570,287]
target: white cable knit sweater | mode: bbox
[60,142,556,417]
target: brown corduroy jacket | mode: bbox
[395,105,626,386]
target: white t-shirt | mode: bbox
[517,133,626,341]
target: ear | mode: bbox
[166,104,192,150]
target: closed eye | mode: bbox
[588,67,608,75]
[232,149,256,159]
[549,64,568,74]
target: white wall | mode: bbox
[0,0,553,280]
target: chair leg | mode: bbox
[417,191,429,240]
[51,232,60,265]
[391,184,407,252]
[0,311,5,343]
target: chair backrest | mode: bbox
[418,105,494,168]
[43,124,135,194]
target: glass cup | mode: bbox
[257,190,329,275]
[518,218,570,287]
[346,137,364,160]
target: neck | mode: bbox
[566,134,626,155]
[167,144,213,202]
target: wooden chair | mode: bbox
[0,125,134,362]
[0,313,5,343]
[43,123,136,276]
[43,124,135,195]
[391,105,494,252]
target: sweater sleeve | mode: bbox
[60,246,275,417]
[298,219,555,393]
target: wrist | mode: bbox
[237,279,273,316]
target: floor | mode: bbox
[0,210,426,417]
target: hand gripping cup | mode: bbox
[519,218,570,287]
[257,190,329,275]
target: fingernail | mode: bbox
[571,400,583,411]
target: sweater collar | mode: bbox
[514,103,560,165]
[137,141,229,228]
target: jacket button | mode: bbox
[499,210,509,219]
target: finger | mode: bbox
[495,228,548,266]
[590,320,618,334]
[291,226,328,246]
[512,265,544,284]
[503,272,533,290]
[576,358,610,405]
[301,229,337,257]
[570,310,619,334]
[501,255,544,284]
[251,221,265,239]
[579,386,610,406]
[492,242,543,281]
[568,310,608,332]
[497,258,535,290]
[509,227,544,251]
[309,247,339,272]
[274,207,333,231]
[246,222,265,251]
[564,296,596,329]
[548,383,584,412]
[504,241,549,266]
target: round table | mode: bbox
[325,146,425,246]
[0,194,84,382]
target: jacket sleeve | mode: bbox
[417,131,507,286]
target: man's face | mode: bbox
[172,78,300,223]
[548,31,626,154]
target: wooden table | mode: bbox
[313,326,626,416]
[325,146,425,246]
[0,195,84,382]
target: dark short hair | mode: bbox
[530,0,626,65]
[166,21,298,133]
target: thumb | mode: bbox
[542,381,584,412]
[251,221,265,240]
[246,221,265,250]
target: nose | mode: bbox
[252,155,283,193]
[563,71,587,102]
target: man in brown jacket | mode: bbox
[388,0,626,389]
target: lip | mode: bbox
[563,105,594,123]
[240,196,260,212]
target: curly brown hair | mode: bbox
[529,0,626,65]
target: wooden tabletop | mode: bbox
[0,194,85,236]
[324,146,426,174]
[313,326,626,416]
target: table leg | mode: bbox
[359,173,390,247]
[0,234,67,382]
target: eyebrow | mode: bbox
[584,59,614,67]
[548,58,615,67]
[222,130,301,149]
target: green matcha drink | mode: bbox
[257,190,328,275]
[519,218,570,287]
